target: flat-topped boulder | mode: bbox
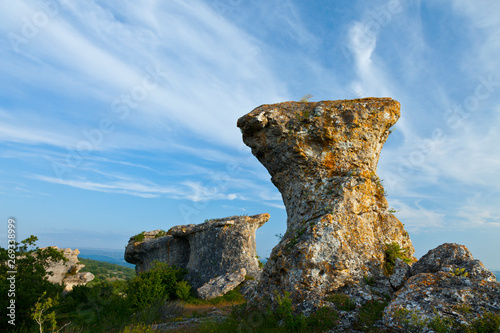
[125,214,270,297]
[237,98,414,307]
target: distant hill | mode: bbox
[79,258,135,282]
[78,248,135,268]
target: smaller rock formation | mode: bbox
[125,214,269,298]
[383,243,500,330]
[197,268,247,300]
[44,247,94,292]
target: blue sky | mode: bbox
[1,0,500,270]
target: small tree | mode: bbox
[0,236,66,331]
[31,291,70,333]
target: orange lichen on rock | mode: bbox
[237,98,413,309]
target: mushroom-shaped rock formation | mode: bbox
[125,214,269,293]
[237,98,414,306]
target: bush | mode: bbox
[0,235,66,331]
[384,242,412,275]
[126,262,187,310]
[175,280,191,301]
[133,232,145,242]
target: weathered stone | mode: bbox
[237,99,414,307]
[124,230,189,274]
[44,247,94,292]
[383,272,500,330]
[383,243,500,330]
[125,214,269,289]
[411,243,496,282]
[390,258,411,290]
[197,268,247,300]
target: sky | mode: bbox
[1,0,500,271]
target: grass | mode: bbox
[384,242,412,275]
[353,301,388,331]
[326,293,357,311]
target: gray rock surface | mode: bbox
[124,230,189,274]
[197,268,247,300]
[390,258,411,290]
[383,243,500,330]
[237,99,414,308]
[125,214,269,290]
[411,242,496,282]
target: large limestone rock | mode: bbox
[237,98,414,306]
[124,230,190,274]
[383,243,500,330]
[125,214,269,296]
[44,247,94,292]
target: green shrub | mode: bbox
[154,230,167,238]
[133,231,145,242]
[470,312,500,332]
[0,235,65,331]
[354,300,388,330]
[175,280,191,301]
[384,242,412,275]
[126,262,187,310]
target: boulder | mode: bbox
[390,258,411,290]
[383,243,500,330]
[237,98,414,307]
[125,214,269,290]
[197,268,247,300]
[411,243,496,282]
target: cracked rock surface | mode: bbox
[238,98,414,307]
[125,214,269,294]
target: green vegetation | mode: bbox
[353,300,388,331]
[256,255,265,268]
[384,242,412,275]
[394,308,500,332]
[133,231,145,242]
[154,230,168,238]
[4,235,498,332]
[127,262,188,309]
[363,275,376,286]
[79,257,135,282]
[388,207,399,213]
[326,293,357,311]
[0,235,65,332]
[201,292,339,332]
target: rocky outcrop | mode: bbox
[383,243,500,331]
[124,230,190,274]
[44,247,94,292]
[125,214,269,297]
[237,98,414,307]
